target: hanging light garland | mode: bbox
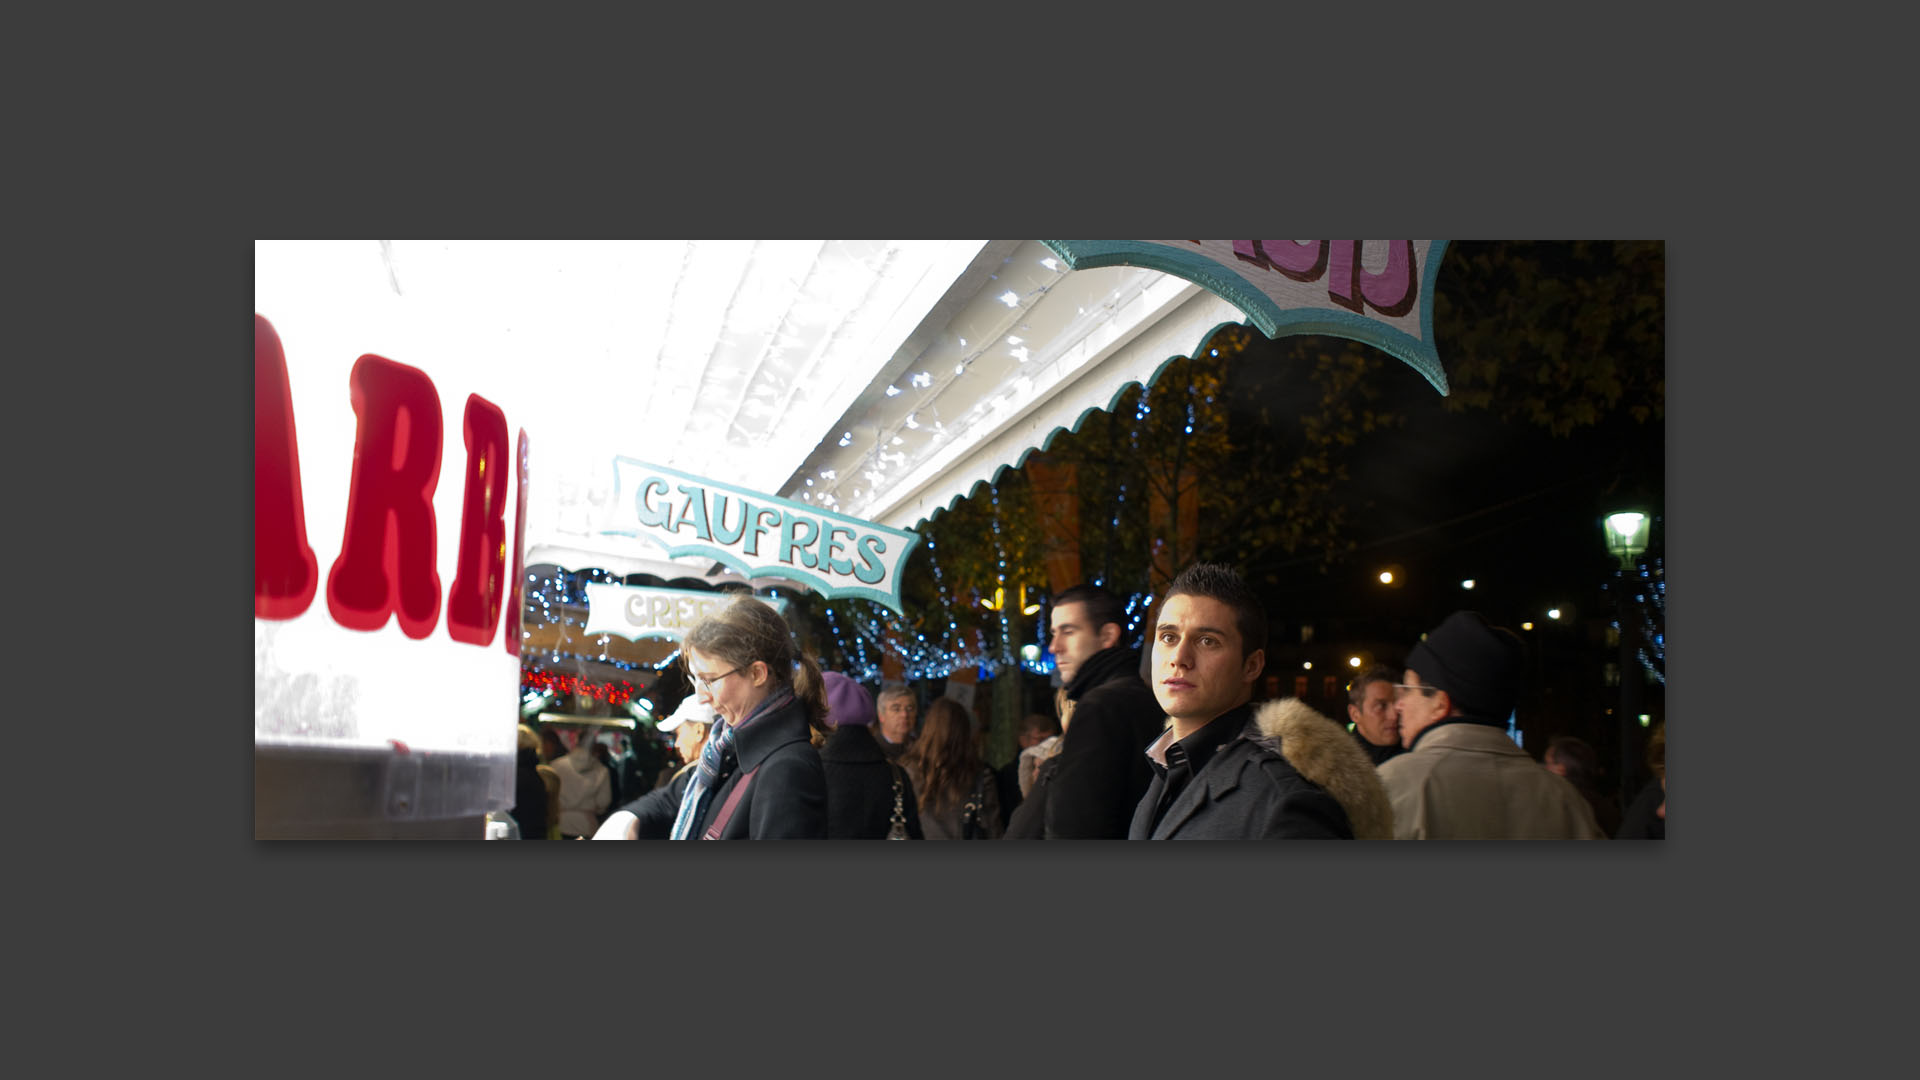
[924,523,961,661]
[987,481,1013,670]
[821,593,990,684]
[1601,545,1666,686]
[823,601,877,682]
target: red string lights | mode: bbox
[521,669,636,707]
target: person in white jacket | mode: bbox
[548,726,612,838]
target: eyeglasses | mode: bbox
[690,667,743,693]
[1390,683,1438,700]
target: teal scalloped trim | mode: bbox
[919,319,1253,526]
[1039,240,1451,396]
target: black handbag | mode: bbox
[886,763,910,840]
[960,768,989,840]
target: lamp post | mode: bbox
[1603,510,1652,811]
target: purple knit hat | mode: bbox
[821,671,877,728]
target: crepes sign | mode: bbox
[584,584,790,643]
[1040,240,1451,394]
[604,459,921,614]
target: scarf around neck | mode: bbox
[670,687,794,840]
[1065,645,1143,700]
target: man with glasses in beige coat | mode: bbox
[1377,611,1605,839]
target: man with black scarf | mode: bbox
[1009,583,1165,839]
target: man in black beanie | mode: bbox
[1376,611,1604,839]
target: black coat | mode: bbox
[616,766,693,838]
[993,760,1022,830]
[820,725,923,839]
[1615,779,1665,839]
[1045,647,1166,838]
[1002,753,1056,839]
[512,748,550,840]
[694,694,828,839]
[1128,707,1354,840]
[615,693,827,838]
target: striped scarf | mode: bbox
[670,688,793,840]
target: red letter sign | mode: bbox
[506,428,529,656]
[326,354,445,638]
[254,315,319,620]
[447,394,510,646]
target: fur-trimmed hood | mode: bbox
[1249,698,1395,840]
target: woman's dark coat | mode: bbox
[695,693,828,839]
[820,725,923,839]
[614,692,827,839]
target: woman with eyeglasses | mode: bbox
[664,594,830,839]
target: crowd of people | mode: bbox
[504,560,1665,841]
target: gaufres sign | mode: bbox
[1040,240,1451,394]
[583,584,790,643]
[604,459,920,614]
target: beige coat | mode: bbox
[548,747,612,838]
[1376,723,1605,839]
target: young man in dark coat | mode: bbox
[1130,563,1390,841]
[1025,584,1166,838]
[818,671,922,839]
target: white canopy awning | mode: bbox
[775,241,1249,529]
[254,240,1236,587]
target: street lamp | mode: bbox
[1603,508,1653,812]
[1604,512,1651,566]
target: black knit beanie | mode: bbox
[1404,611,1526,724]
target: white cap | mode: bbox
[657,696,719,733]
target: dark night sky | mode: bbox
[1223,327,1663,649]
[1211,322,1663,784]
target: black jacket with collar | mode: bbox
[1128,702,1358,840]
[692,692,828,839]
[1044,645,1165,838]
[820,725,923,839]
